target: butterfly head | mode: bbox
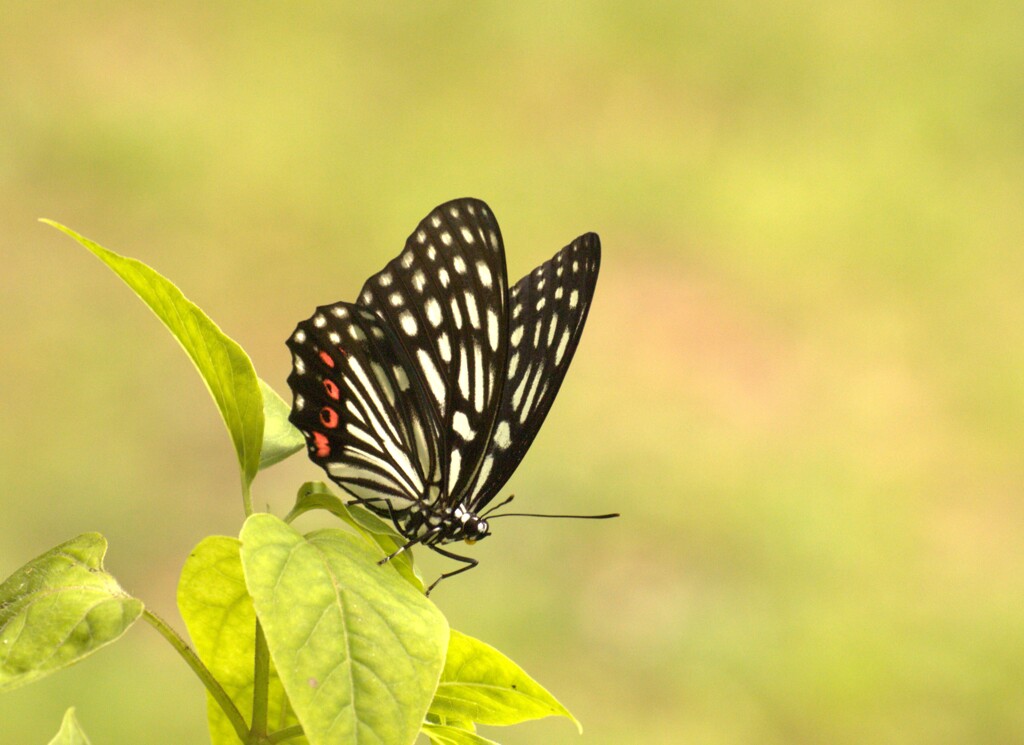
[450,504,490,545]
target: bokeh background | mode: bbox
[3,3,1023,743]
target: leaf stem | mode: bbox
[242,475,254,517]
[251,619,271,738]
[142,609,249,742]
[267,725,305,743]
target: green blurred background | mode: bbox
[3,2,1023,743]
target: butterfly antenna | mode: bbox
[487,511,619,520]
[480,494,516,517]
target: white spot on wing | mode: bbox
[494,421,511,449]
[476,261,492,288]
[464,292,480,328]
[476,453,495,485]
[511,368,530,409]
[460,226,475,243]
[507,352,519,379]
[453,256,467,274]
[449,448,462,488]
[346,399,365,423]
[371,362,395,406]
[426,298,443,327]
[520,371,543,422]
[473,343,484,412]
[450,297,463,329]
[400,312,418,336]
[452,411,475,441]
[458,346,469,399]
[554,328,571,364]
[487,308,499,351]
[417,349,446,413]
[393,364,410,391]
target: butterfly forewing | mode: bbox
[286,302,440,517]
[354,198,510,500]
[466,233,601,510]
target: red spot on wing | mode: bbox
[312,431,330,458]
[319,351,335,368]
[323,379,340,400]
[319,407,339,428]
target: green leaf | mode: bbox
[0,534,143,692]
[43,221,263,488]
[421,723,499,745]
[430,630,580,733]
[177,536,307,745]
[258,379,305,471]
[287,481,423,591]
[240,514,448,745]
[47,707,92,745]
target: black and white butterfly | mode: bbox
[286,198,615,593]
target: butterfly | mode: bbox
[286,198,616,593]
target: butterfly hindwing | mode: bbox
[286,302,439,518]
[466,233,601,510]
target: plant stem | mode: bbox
[242,475,254,517]
[142,609,249,742]
[251,619,271,738]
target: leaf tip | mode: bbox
[39,219,78,241]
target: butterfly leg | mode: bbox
[378,526,441,566]
[425,547,479,595]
